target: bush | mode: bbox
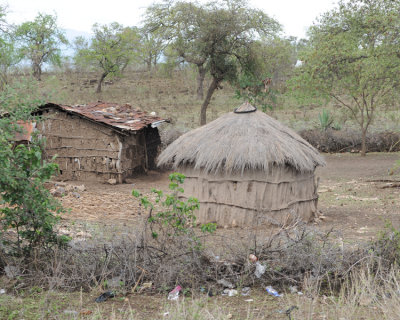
[300,128,400,153]
[0,79,68,257]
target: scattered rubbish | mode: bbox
[63,310,78,316]
[249,254,258,263]
[163,312,170,317]
[297,291,303,295]
[289,286,298,294]
[227,314,233,319]
[217,279,234,288]
[95,291,115,303]
[222,289,238,297]
[168,285,182,300]
[241,287,251,296]
[79,310,93,316]
[266,286,282,297]
[0,289,5,294]
[244,299,254,302]
[254,261,266,278]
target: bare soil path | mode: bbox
[59,153,400,241]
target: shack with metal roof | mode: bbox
[37,102,166,183]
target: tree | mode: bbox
[15,13,68,81]
[145,0,280,124]
[0,79,68,256]
[136,26,166,71]
[75,22,138,93]
[294,0,400,156]
[235,37,297,111]
[0,6,21,89]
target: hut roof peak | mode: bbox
[234,102,257,114]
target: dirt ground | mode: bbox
[58,152,400,242]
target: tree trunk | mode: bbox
[200,77,219,125]
[360,128,367,156]
[96,73,107,93]
[33,63,42,81]
[196,65,206,100]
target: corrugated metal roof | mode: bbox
[42,102,166,133]
[14,121,36,142]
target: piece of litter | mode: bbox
[241,287,251,296]
[289,286,298,294]
[244,299,254,302]
[217,279,234,289]
[222,289,238,297]
[266,286,283,297]
[168,285,182,300]
[163,312,170,316]
[254,261,266,278]
[95,291,115,303]
[0,289,5,294]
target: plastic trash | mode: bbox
[95,291,115,303]
[266,286,283,297]
[241,287,251,296]
[168,285,182,300]
[0,289,5,294]
[289,286,298,293]
[222,289,238,297]
[254,261,266,278]
[244,299,254,302]
[217,279,234,288]
[249,254,258,263]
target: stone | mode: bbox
[51,186,65,197]
[75,185,86,192]
[107,178,117,185]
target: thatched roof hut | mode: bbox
[158,102,325,226]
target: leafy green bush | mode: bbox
[0,80,68,256]
[132,172,216,251]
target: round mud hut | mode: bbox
[157,102,325,227]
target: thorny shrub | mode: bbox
[0,79,68,257]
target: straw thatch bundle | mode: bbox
[157,103,325,173]
[157,102,325,226]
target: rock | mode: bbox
[71,192,80,198]
[51,186,66,197]
[75,185,86,192]
[4,265,19,279]
[107,178,117,185]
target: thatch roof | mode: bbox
[158,102,325,173]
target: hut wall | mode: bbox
[39,109,145,182]
[180,166,318,226]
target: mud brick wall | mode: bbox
[39,109,147,182]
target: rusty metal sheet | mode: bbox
[43,102,166,133]
[14,121,36,142]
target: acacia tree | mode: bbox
[0,6,21,89]
[295,0,400,156]
[75,22,138,93]
[145,1,209,100]
[146,0,280,124]
[235,37,297,111]
[136,26,165,71]
[15,13,67,80]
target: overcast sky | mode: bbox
[3,0,338,39]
